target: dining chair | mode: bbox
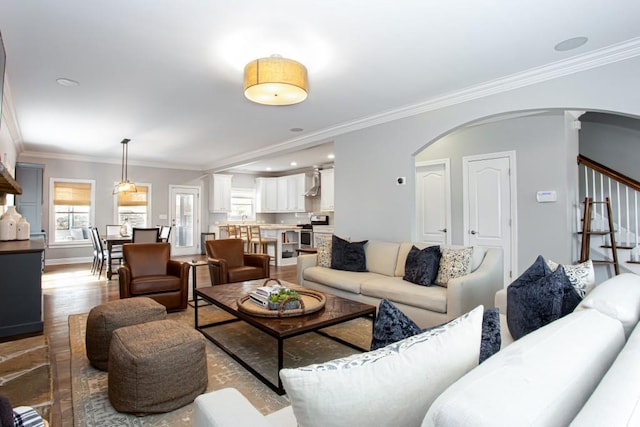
[248,225,278,266]
[89,226,100,274]
[158,225,172,242]
[132,227,160,243]
[92,227,123,279]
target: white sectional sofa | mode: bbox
[193,273,640,427]
[296,240,504,328]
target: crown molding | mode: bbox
[19,150,205,171]
[206,37,640,171]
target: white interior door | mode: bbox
[463,152,516,287]
[415,160,451,245]
[169,185,201,256]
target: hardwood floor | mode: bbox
[42,256,297,427]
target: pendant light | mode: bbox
[112,138,137,194]
[243,55,308,106]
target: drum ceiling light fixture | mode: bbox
[113,138,137,194]
[243,55,308,106]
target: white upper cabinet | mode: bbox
[209,173,232,213]
[256,173,308,213]
[320,169,334,211]
[256,177,278,213]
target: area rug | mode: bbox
[70,304,372,426]
[0,335,52,422]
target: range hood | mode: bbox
[304,169,321,197]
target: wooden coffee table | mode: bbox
[194,280,376,394]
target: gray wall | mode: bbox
[580,121,640,182]
[415,113,577,274]
[19,154,204,262]
[332,55,640,277]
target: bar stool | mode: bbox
[226,224,238,239]
[249,225,278,266]
[238,225,250,252]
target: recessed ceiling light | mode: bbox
[327,154,335,159]
[554,36,588,52]
[266,167,272,171]
[290,127,304,132]
[290,161,297,166]
[56,77,80,87]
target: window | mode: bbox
[49,179,95,245]
[114,184,152,228]
[228,188,256,221]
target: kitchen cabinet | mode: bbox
[0,240,45,338]
[256,173,308,213]
[256,177,278,213]
[320,168,334,211]
[209,174,232,213]
[16,163,44,233]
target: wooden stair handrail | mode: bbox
[578,155,640,193]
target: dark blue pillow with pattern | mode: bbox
[479,307,501,363]
[370,299,422,350]
[331,234,368,272]
[403,245,441,286]
[507,255,566,340]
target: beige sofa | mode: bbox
[296,240,504,328]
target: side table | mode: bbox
[188,260,210,307]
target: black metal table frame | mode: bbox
[194,289,375,395]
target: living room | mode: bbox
[1,2,640,426]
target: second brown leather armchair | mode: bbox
[206,238,270,285]
[118,242,190,311]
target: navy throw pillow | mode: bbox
[370,299,422,350]
[479,307,501,363]
[330,235,368,272]
[507,255,565,340]
[403,245,441,286]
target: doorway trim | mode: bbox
[462,150,518,283]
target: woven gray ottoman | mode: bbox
[108,319,208,415]
[85,297,167,371]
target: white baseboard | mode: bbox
[46,256,93,266]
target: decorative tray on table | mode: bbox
[237,278,326,318]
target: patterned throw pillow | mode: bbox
[507,255,567,340]
[435,247,473,286]
[479,307,501,363]
[545,259,595,298]
[403,245,441,286]
[316,235,332,268]
[370,299,422,351]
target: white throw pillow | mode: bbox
[279,306,484,427]
[545,258,595,298]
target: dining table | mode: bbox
[103,234,132,279]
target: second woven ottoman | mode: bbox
[108,319,208,415]
[85,297,167,371]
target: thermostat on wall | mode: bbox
[536,191,557,203]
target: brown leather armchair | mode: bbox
[118,242,190,311]
[206,238,270,285]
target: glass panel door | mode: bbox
[170,186,200,256]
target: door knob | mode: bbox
[438,228,447,233]
[470,230,477,235]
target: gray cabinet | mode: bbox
[16,163,44,233]
[0,240,45,338]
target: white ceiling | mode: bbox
[0,1,639,173]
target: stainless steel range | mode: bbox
[297,215,330,248]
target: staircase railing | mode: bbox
[578,155,640,259]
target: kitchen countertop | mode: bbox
[217,224,303,230]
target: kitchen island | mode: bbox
[216,224,301,266]
[0,239,46,338]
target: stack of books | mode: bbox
[249,284,283,308]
